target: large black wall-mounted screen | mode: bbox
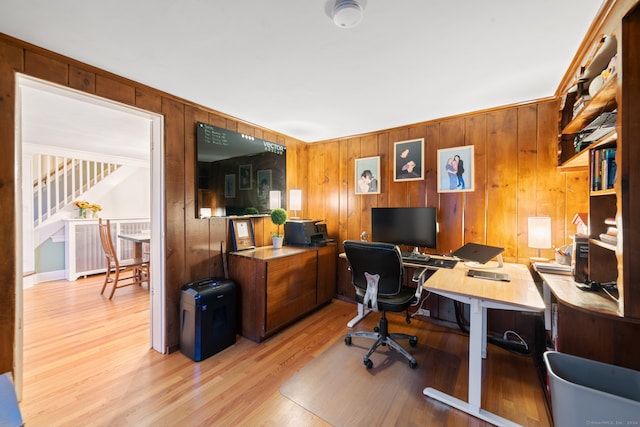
[371,207,437,249]
[196,122,286,217]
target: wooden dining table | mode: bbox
[117,232,150,262]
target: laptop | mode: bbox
[451,242,504,264]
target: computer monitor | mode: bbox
[371,207,437,250]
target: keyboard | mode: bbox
[401,253,458,269]
[467,269,510,282]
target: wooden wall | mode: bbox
[0,34,305,373]
[0,33,589,375]
[305,102,589,262]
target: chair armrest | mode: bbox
[411,267,428,300]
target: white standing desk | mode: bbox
[421,261,545,427]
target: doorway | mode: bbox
[14,74,166,397]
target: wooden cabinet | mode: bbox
[228,244,337,342]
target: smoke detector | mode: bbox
[333,0,363,28]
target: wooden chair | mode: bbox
[98,218,149,299]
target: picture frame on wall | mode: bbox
[355,156,381,194]
[230,218,256,251]
[437,145,475,192]
[257,169,272,209]
[239,164,252,190]
[224,174,236,198]
[394,138,424,181]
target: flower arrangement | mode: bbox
[74,200,90,210]
[74,200,102,218]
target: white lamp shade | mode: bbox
[269,190,281,210]
[528,216,552,249]
[289,189,302,211]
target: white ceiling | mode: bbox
[2,0,604,147]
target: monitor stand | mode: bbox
[464,253,504,269]
[403,247,430,261]
[411,247,430,260]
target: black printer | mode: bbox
[284,219,331,246]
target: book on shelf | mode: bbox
[591,147,617,191]
[599,218,618,245]
[599,233,618,245]
[604,217,616,226]
[572,94,592,117]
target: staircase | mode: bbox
[28,152,146,248]
[33,154,121,227]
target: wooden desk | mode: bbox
[422,262,545,427]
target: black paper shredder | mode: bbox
[180,278,236,362]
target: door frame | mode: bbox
[14,74,166,397]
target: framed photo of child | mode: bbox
[437,145,474,192]
[394,138,424,182]
[355,156,380,194]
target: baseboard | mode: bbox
[24,270,66,288]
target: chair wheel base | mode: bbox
[364,358,373,369]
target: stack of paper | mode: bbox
[534,262,572,275]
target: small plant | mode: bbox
[270,208,288,237]
[245,207,259,215]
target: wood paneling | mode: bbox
[621,3,640,318]
[307,100,580,264]
[24,50,67,85]
[69,65,95,93]
[0,37,23,376]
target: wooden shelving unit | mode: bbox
[544,0,640,371]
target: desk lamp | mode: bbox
[528,216,552,261]
[269,190,281,210]
[289,189,302,219]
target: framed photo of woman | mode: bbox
[355,156,380,194]
[394,138,424,182]
[437,145,475,192]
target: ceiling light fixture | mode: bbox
[333,0,363,29]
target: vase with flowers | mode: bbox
[88,203,102,218]
[74,200,102,218]
[74,200,90,218]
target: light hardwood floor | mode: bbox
[20,275,551,426]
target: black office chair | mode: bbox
[343,240,423,369]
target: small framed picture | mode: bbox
[230,218,256,251]
[224,174,236,198]
[437,145,475,192]
[355,156,380,194]
[239,164,252,190]
[394,138,424,181]
[257,169,271,197]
